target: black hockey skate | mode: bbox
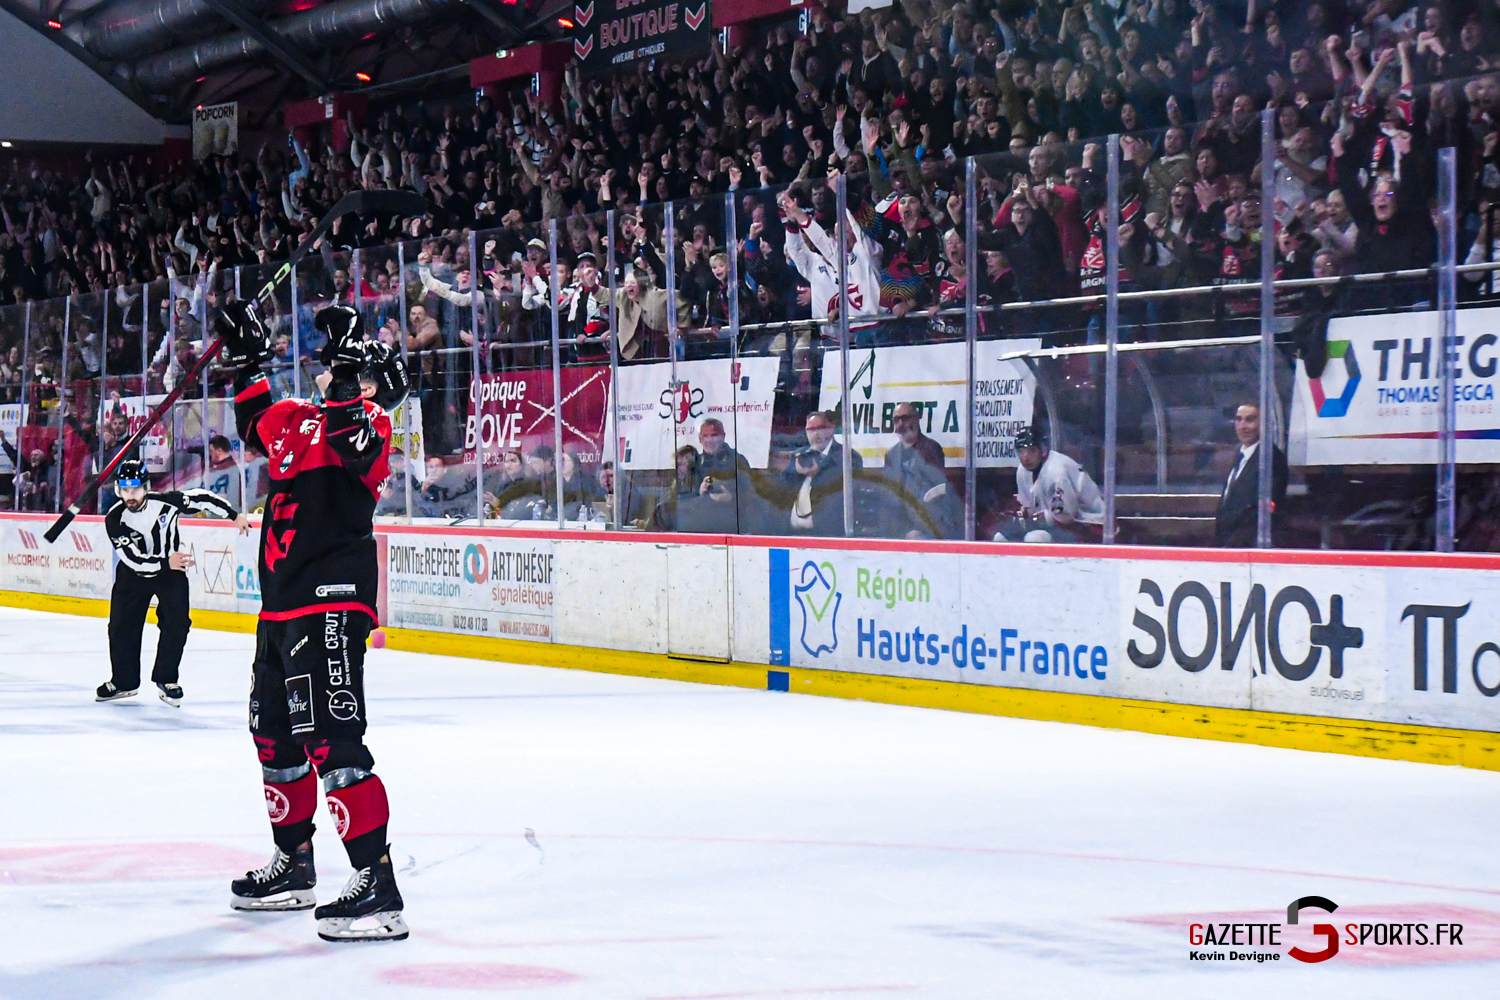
[95,681,138,702]
[230,845,317,911]
[315,852,408,942]
[157,683,183,707]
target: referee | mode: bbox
[96,459,250,706]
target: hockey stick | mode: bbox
[43,189,429,543]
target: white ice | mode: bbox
[2,603,1499,999]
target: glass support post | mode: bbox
[607,210,621,529]
[290,260,302,399]
[964,157,978,541]
[1103,135,1120,544]
[469,230,484,525]
[1257,109,1276,548]
[1436,147,1459,552]
[397,243,414,522]
[836,174,854,537]
[548,219,565,529]
[16,302,30,510]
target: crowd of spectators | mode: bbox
[2,0,1500,541]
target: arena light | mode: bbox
[0,141,11,148]
[356,71,372,82]
[557,16,574,27]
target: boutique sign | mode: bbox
[572,0,712,71]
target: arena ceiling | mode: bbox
[0,0,575,130]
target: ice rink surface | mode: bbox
[3,605,1500,998]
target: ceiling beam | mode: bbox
[198,0,330,92]
[464,0,529,45]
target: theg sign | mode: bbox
[1290,307,1500,465]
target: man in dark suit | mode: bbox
[780,410,862,536]
[1215,402,1288,547]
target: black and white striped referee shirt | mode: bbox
[104,490,240,575]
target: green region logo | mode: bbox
[793,560,840,657]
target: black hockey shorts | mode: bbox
[250,610,374,771]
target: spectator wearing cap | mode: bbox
[679,417,755,532]
[563,251,610,361]
[992,428,1104,544]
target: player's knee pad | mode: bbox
[261,760,317,829]
[303,739,387,842]
[324,771,389,842]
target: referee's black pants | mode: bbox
[108,565,192,690]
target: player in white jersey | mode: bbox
[993,428,1105,544]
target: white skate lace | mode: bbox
[250,849,290,884]
[332,867,371,902]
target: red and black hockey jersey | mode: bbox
[235,375,391,624]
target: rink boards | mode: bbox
[4,512,1499,745]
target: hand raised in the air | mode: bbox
[214,300,273,368]
[315,304,365,371]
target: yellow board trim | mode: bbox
[5,587,1497,772]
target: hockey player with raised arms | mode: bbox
[215,298,413,942]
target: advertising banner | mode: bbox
[463,367,612,469]
[0,518,111,597]
[817,340,1041,467]
[1289,307,1500,465]
[385,531,555,641]
[192,102,238,159]
[0,403,23,474]
[108,393,172,474]
[1,519,53,593]
[51,520,113,600]
[389,398,426,474]
[752,543,1500,733]
[178,519,260,615]
[615,356,780,470]
[571,0,712,72]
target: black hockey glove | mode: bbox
[316,305,365,372]
[214,300,273,367]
